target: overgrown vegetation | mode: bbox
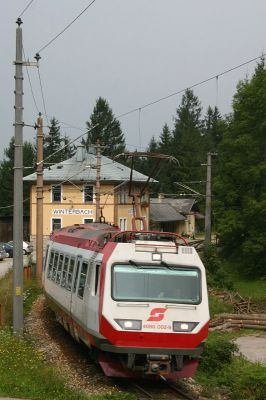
[197,333,266,400]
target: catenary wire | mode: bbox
[22,46,40,114]
[117,53,266,119]
[37,66,49,126]
[37,0,97,54]
[18,0,35,18]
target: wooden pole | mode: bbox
[36,113,43,287]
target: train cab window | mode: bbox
[51,252,59,281]
[66,257,75,291]
[61,255,70,288]
[112,264,201,304]
[77,262,88,299]
[47,250,55,279]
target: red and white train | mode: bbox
[43,222,209,379]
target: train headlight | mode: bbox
[173,321,198,332]
[115,319,142,330]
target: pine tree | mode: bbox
[0,137,35,216]
[83,97,126,157]
[214,59,266,277]
[43,117,74,165]
[204,106,225,150]
[172,89,205,182]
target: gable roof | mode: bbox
[24,148,153,184]
[150,197,195,214]
[150,203,185,222]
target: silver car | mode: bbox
[0,244,7,261]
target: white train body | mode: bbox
[43,223,209,378]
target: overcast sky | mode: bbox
[1,0,265,159]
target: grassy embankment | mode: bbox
[0,271,135,400]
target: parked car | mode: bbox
[7,241,33,256]
[1,242,13,258]
[0,243,7,261]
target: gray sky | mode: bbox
[1,0,265,159]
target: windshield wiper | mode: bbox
[161,261,176,270]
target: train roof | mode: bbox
[50,223,188,252]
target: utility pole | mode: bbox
[204,152,217,245]
[13,19,39,335]
[36,113,43,287]
[95,140,101,222]
[13,18,24,335]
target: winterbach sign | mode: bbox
[52,209,93,215]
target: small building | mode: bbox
[150,196,204,236]
[24,146,151,246]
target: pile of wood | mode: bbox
[210,313,266,331]
[209,289,253,313]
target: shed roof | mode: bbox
[150,203,185,222]
[150,197,195,214]
[24,148,153,184]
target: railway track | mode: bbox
[26,296,201,399]
[119,377,199,400]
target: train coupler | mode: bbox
[146,354,171,374]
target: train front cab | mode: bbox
[99,240,210,378]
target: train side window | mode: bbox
[61,255,70,288]
[47,250,55,279]
[56,254,64,284]
[92,264,101,296]
[77,261,88,299]
[66,257,75,291]
[44,245,49,272]
[73,258,82,293]
[51,252,59,281]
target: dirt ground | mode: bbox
[235,335,266,364]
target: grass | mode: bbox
[197,332,266,400]
[0,270,136,400]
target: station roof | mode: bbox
[24,146,154,184]
[150,203,185,222]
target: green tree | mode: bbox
[172,89,205,182]
[83,97,126,157]
[43,117,74,165]
[0,137,35,216]
[214,60,266,277]
[204,106,225,150]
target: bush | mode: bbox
[202,244,233,290]
[199,336,238,373]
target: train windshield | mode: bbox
[112,264,201,304]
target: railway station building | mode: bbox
[24,145,151,247]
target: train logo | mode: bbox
[147,307,167,322]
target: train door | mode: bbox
[70,256,89,326]
[86,261,101,332]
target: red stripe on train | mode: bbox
[100,317,208,349]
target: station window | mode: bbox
[119,217,127,231]
[84,218,93,224]
[84,185,93,203]
[52,218,61,231]
[51,185,61,202]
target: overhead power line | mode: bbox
[37,0,98,53]
[118,53,266,119]
[18,0,35,18]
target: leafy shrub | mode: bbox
[199,336,238,373]
[202,244,233,289]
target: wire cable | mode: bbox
[18,0,35,18]
[22,46,40,114]
[37,66,49,126]
[117,53,265,119]
[37,0,97,54]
